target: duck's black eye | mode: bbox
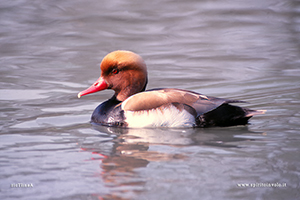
[111,68,119,74]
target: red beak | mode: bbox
[78,77,108,98]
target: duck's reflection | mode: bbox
[94,124,259,147]
[82,125,263,200]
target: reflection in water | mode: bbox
[79,124,264,199]
[93,124,264,147]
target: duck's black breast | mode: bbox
[91,96,126,127]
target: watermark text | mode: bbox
[10,183,34,188]
[237,182,287,188]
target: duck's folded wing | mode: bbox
[121,88,244,116]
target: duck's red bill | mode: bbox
[78,77,108,98]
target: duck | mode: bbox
[78,50,265,128]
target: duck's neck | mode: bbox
[115,80,147,102]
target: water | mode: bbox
[1,0,300,199]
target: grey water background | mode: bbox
[1,0,300,199]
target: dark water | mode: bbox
[1,0,300,199]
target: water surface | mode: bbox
[1,0,300,199]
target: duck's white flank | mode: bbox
[123,104,195,128]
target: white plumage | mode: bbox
[124,104,195,128]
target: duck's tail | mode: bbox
[245,109,266,117]
[196,104,266,128]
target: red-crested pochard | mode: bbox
[78,50,265,128]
